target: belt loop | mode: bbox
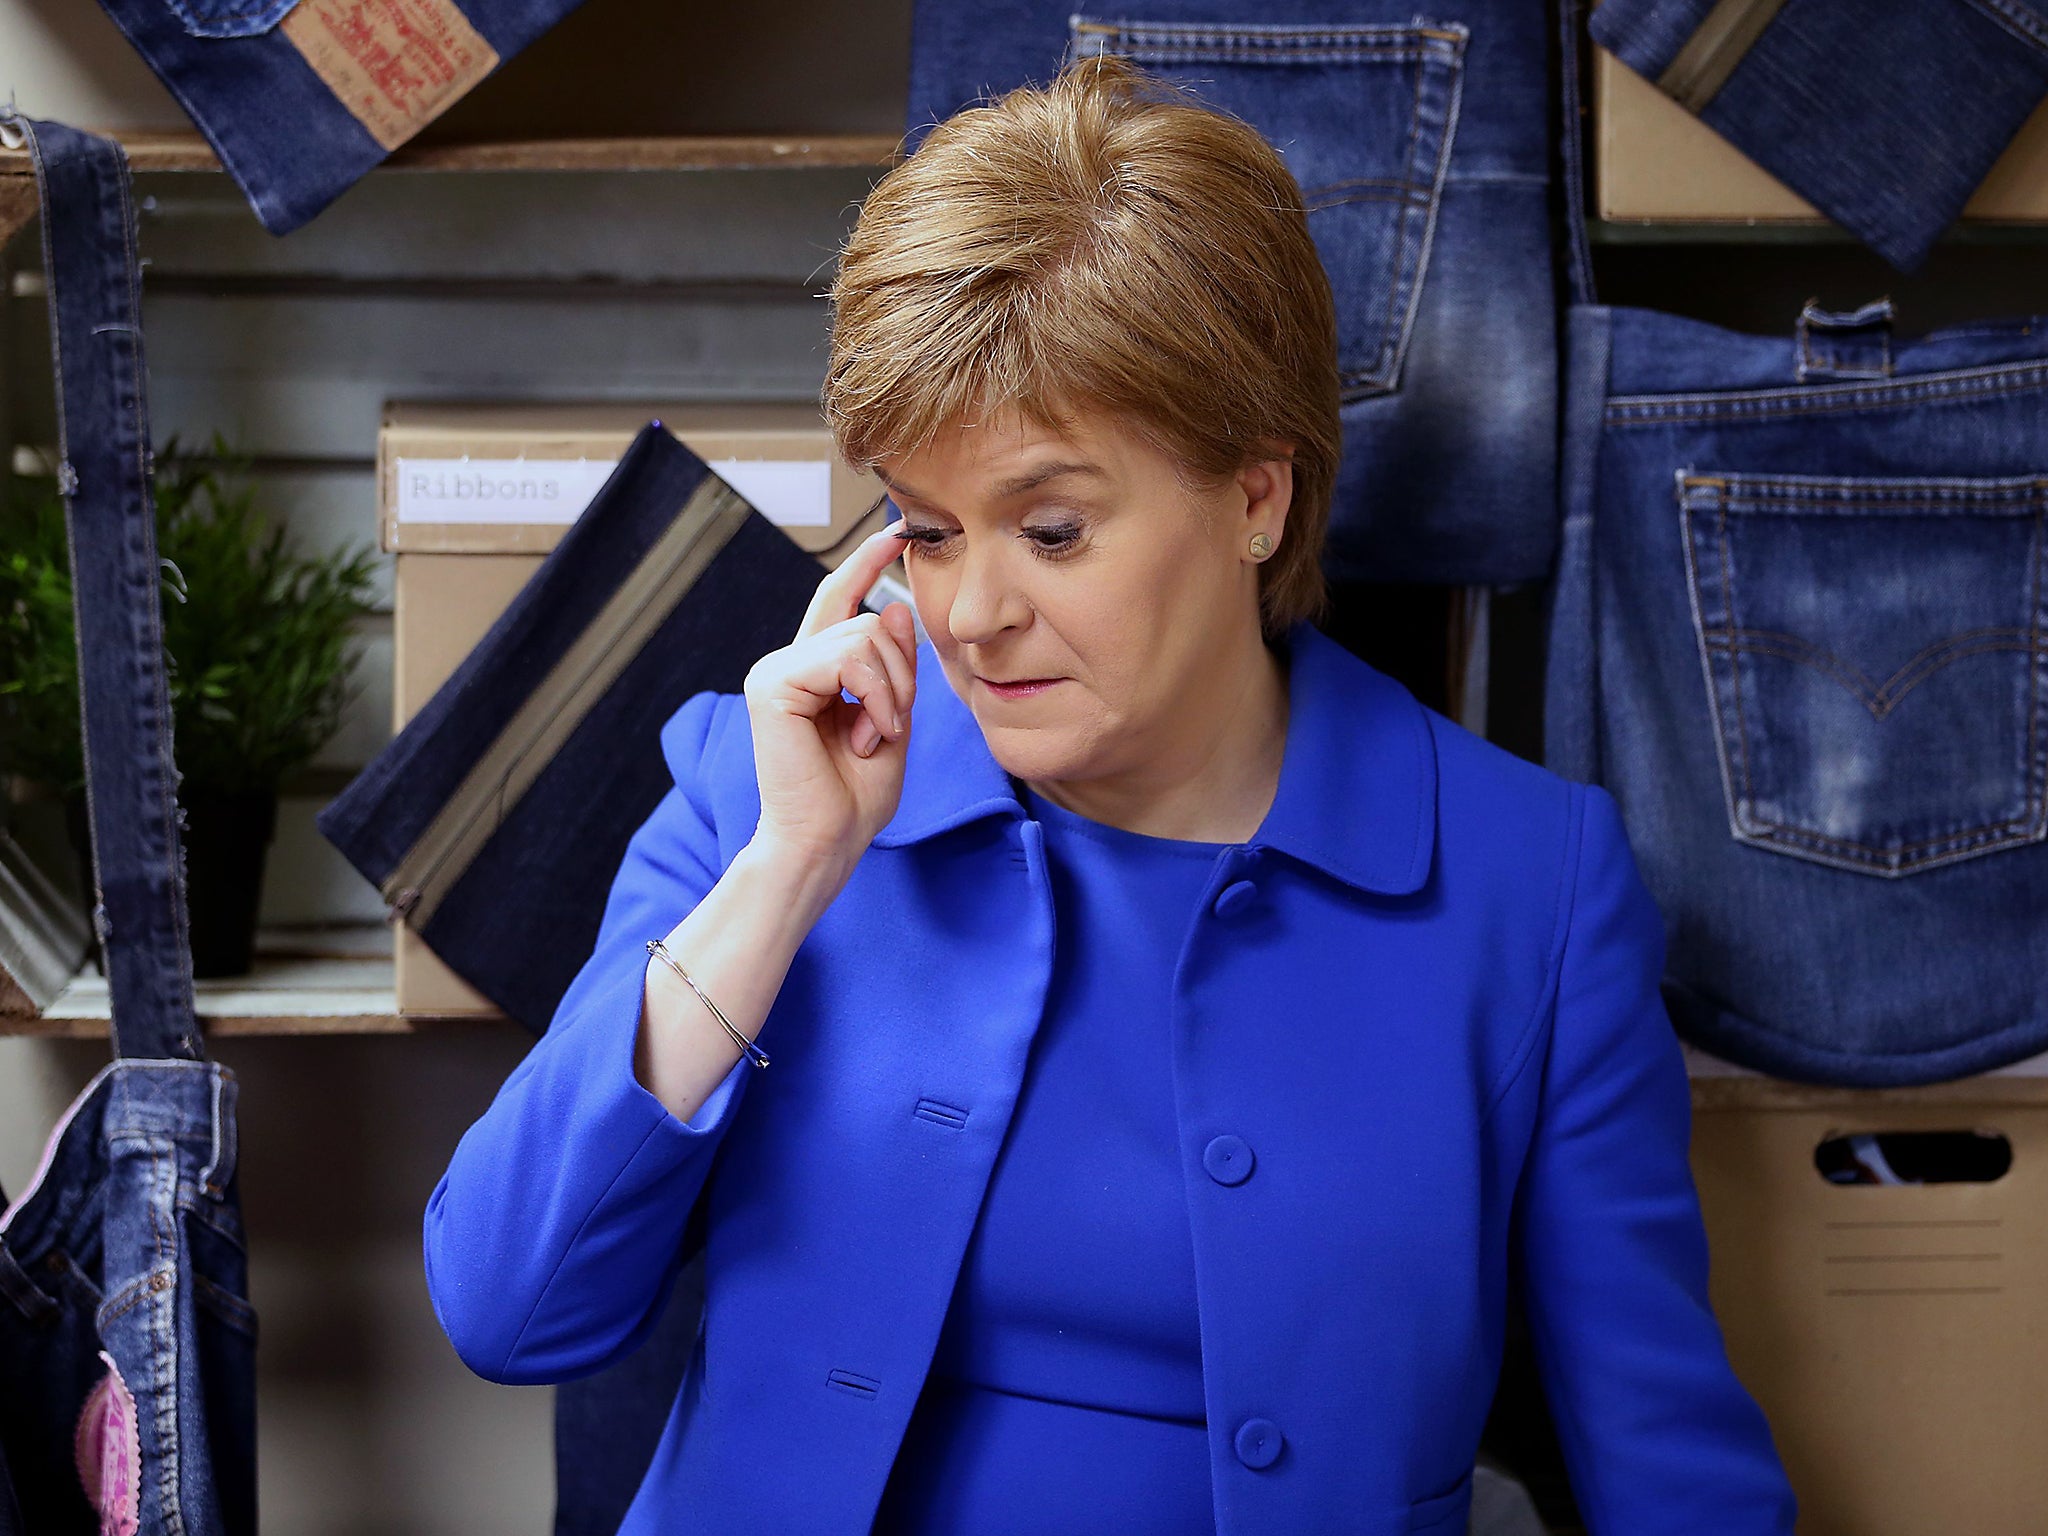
[1796,296,1895,382]
[198,1068,240,1199]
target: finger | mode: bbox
[795,525,909,642]
[868,606,917,729]
[849,708,882,759]
[841,638,901,749]
[765,622,888,715]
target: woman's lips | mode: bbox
[976,675,1065,700]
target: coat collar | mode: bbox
[870,620,1438,897]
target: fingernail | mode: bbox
[893,710,903,734]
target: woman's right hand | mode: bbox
[743,525,919,873]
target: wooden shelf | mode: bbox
[0,922,513,1038]
[1587,216,2048,246]
[0,130,900,178]
[0,131,902,245]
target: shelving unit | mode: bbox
[1587,217,2048,245]
[0,131,902,245]
[1,922,510,1038]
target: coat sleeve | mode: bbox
[1509,783,1799,1534]
[423,689,755,1386]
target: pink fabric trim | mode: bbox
[74,1351,140,1536]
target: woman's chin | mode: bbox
[978,723,1095,787]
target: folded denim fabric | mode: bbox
[1589,0,2048,271]
[91,0,589,232]
[316,423,825,1033]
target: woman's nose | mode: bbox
[946,548,1030,643]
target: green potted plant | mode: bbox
[0,435,379,978]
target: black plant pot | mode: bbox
[64,784,279,979]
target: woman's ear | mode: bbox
[1236,449,1296,552]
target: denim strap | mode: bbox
[1557,0,1597,306]
[5,113,204,1063]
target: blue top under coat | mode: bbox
[874,786,1227,1532]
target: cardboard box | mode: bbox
[1592,33,2048,225]
[382,402,892,1016]
[1685,1051,2048,1534]
[379,401,885,559]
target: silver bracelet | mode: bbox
[645,938,770,1069]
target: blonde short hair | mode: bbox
[824,52,1339,638]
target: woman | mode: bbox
[423,55,1797,1536]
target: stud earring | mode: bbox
[1248,532,1274,561]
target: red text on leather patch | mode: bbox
[279,0,500,151]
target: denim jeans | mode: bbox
[1545,296,2048,1086]
[90,0,589,233]
[906,0,1572,586]
[0,114,257,1536]
[1589,0,2048,271]
[316,424,826,1036]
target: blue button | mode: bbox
[1213,879,1258,919]
[1203,1134,1254,1186]
[1234,1417,1283,1469]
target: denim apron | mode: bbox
[906,0,1582,586]
[1589,0,2048,271]
[1544,293,2048,1086]
[0,114,258,1536]
[89,0,592,233]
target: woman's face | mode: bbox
[878,409,1291,786]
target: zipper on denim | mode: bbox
[382,476,751,926]
[1656,0,1789,112]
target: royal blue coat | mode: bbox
[423,619,1798,1536]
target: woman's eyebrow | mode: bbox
[875,461,1107,507]
[991,461,1107,499]
[874,469,934,505]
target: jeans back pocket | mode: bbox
[1068,15,1466,403]
[1678,470,2048,876]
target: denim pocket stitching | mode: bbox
[1606,359,2048,425]
[1678,472,2048,875]
[1069,18,1466,61]
[1960,0,2048,59]
[1345,31,1464,399]
[1711,625,2039,721]
[1069,16,1465,401]
[162,0,301,39]
[193,1270,259,1337]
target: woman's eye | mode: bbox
[893,525,952,556]
[1023,523,1083,555]
[890,522,1084,559]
